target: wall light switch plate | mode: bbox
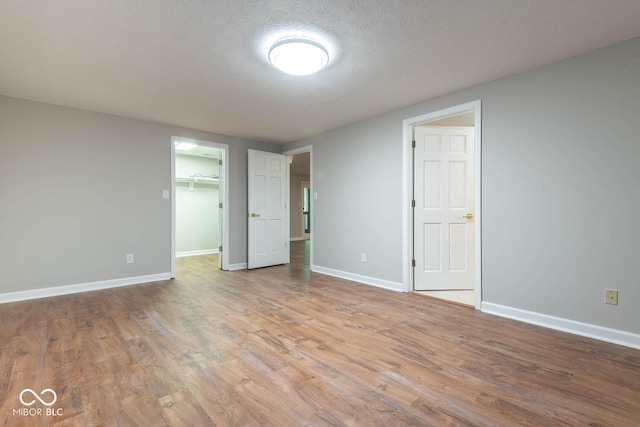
[162,189,169,199]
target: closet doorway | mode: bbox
[171,137,229,276]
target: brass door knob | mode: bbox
[463,213,474,219]
[250,213,260,218]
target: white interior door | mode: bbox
[248,149,288,269]
[414,126,475,290]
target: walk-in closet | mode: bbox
[175,143,222,258]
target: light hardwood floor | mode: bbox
[412,290,476,307]
[1,241,639,426]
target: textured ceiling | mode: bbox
[1,1,640,144]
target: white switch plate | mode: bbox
[162,189,169,199]
[314,192,318,200]
[126,254,134,264]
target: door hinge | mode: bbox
[219,246,223,252]
[219,202,223,208]
[411,200,416,208]
[412,140,416,149]
[411,259,416,267]
[219,159,223,166]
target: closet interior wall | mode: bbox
[175,153,220,257]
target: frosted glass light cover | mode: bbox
[269,38,329,76]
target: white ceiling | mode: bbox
[2,1,640,144]
[175,144,221,159]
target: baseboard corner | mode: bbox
[481,302,640,350]
[311,265,403,292]
[0,273,172,305]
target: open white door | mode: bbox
[248,149,289,269]
[218,155,224,269]
[414,126,475,290]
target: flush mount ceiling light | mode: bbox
[269,37,329,76]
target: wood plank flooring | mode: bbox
[1,240,639,426]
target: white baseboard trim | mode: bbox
[0,273,172,305]
[228,262,247,271]
[290,237,304,241]
[482,302,640,350]
[176,249,219,258]
[311,265,403,292]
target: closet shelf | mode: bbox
[176,176,219,185]
[176,176,219,191]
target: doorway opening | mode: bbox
[403,101,482,308]
[171,137,230,277]
[302,181,311,239]
[284,146,313,269]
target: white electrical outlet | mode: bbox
[361,253,367,263]
[126,254,134,264]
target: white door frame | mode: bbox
[171,136,230,277]
[402,100,482,308]
[283,145,313,268]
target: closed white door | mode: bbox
[247,149,288,269]
[414,126,475,290]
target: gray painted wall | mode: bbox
[0,96,278,293]
[284,37,640,334]
[295,116,405,283]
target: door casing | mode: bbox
[284,145,313,268]
[402,100,482,308]
[171,136,230,276]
